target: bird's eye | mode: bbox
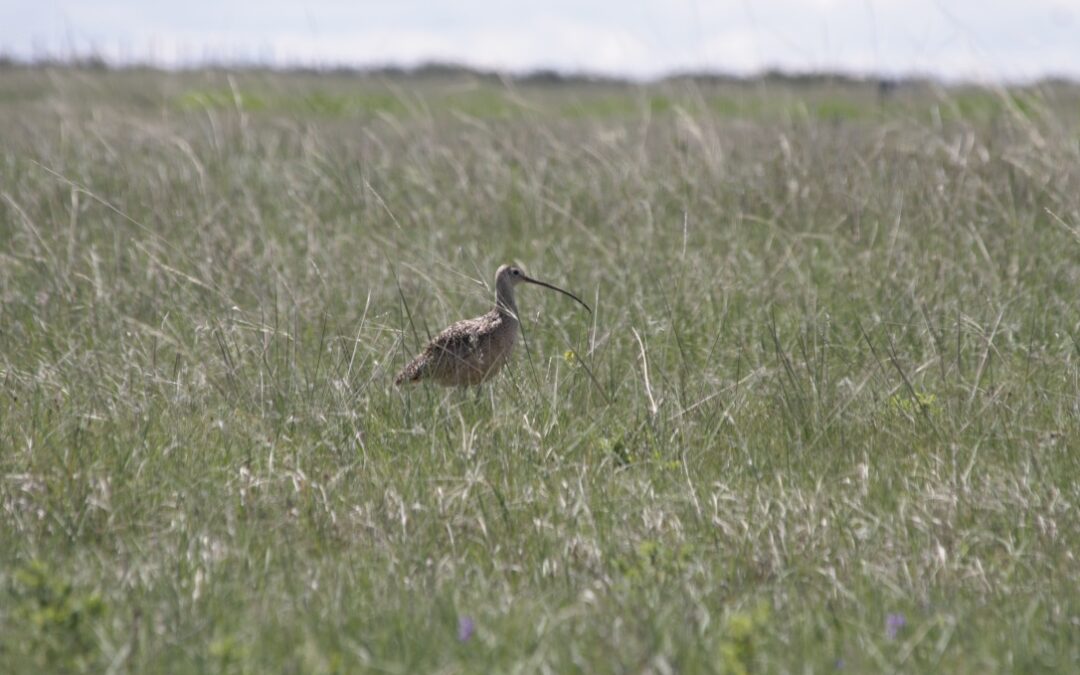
[512,269,521,275]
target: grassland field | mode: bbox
[1,66,1080,673]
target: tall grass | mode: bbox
[1,68,1079,672]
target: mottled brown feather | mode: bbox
[394,309,518,386]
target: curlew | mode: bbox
[395,264,590,387]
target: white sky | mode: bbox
[2,1,1079,81]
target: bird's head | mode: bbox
[496,264,528,287]
[494,264,591,313]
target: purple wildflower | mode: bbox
[885,613,906,640]
[457,616,475,643]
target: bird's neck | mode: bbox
[495,282,517,319]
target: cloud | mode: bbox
[2,0,1079,81]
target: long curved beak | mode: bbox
[522,275,592,314]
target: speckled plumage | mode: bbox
[395,264,590,387]
[394,308,519,386]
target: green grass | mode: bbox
[2,67,1080,673]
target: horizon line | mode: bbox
[3,54,1077,88]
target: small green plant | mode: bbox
[210,633,251,672]
[718,602,771,675]
[600,434,635,466]
[650,449,682,471]
[6,561,105,673]
[886,391,941,419]
[618,540,696,584]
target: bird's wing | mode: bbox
[394,314,495,384]
[424,317,486,361]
